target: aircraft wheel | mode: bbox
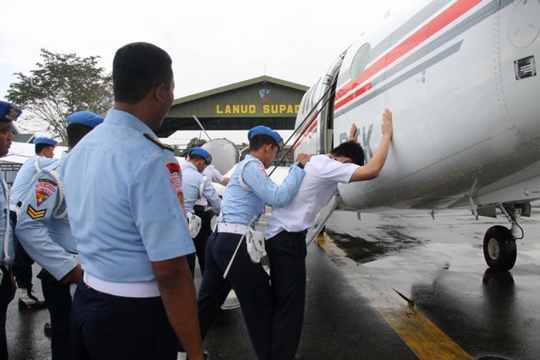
[483,225,517,271]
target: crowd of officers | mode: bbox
[0,41,393,360]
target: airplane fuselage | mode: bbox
[295,0,540,211]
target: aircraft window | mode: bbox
[350,43,371,80]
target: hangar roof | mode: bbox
[171,75,308,106]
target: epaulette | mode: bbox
[144,134,173,152]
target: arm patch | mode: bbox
[38,178,57,186]
[144,134,173,152]
[27,205,47,220]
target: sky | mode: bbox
[0,0,414,134]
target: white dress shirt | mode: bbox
[265,155,358,239]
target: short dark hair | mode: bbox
[113,42,173,104]
[329,141,365,165]
[249,135,278,152]
[189,154,206,164]
[67,123,92,148]
[35,144,52,155]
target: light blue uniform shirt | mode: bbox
[10,155,58,206]
[61,109,195,283]
[16,156,77,280]
[217,155,305,226]
[0,172,14,265]
[181,162,221,216]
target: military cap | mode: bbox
[0,101,22,122]
[33,136,58,146]
[66,111,104,129]
[188,147,212,165]
[247,125,284,151]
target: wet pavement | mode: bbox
[5,207,540,359]
[325,209,540,360]
[6,264,52,360]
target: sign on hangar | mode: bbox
[157,76,308,137]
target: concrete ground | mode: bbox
[6,207,540,359]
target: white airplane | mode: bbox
[292,0,540,271]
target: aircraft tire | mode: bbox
[483,225,517,271]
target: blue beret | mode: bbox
[33,137,57,146]
[188,147,212,165]
[0,101,22,122]
[66,111,104,129]
[248,125,284,151]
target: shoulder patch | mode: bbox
[144,134,173,152]
[166,162,180,174]
[35,180,57,207]
[38,178,57,187]
[255,162,266,170]
[252,160,268,176]
[27,205,46,220]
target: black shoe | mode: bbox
[44,322,52,338]
[17,287,46,310]
[18,297,46,310]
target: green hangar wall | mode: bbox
[156,75,308,138]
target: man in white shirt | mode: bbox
[264,109,393,360]
[201,164,230,188]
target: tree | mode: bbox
[6,49,113,142]
[172,145,183,157]
[186,137,207,150]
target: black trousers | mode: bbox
[265,230,308,360]
[10,210,34,289]
[186,205,213,277]
[197,231,274,360]
[0,266,13,360]
[70,280,177,360]
[38,269,74,360]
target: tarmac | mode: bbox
[6,207,540,359]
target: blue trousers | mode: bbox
[0,266,13,360]
[70,280,177,360]
[197,231,274,360]
[38,269,74,360]
[265,230,308,360]
[10,210,34,289]
[186,205,213,277]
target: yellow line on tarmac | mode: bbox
[317,234,474,360]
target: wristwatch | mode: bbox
[291,161,304,170]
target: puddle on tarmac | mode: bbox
[326,224,426,263]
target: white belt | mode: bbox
[83,273,160,298]
[216,223,252,235]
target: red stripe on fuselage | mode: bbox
[299,109,320,140]
[294,0,482,151]
[293,108,322,150]
[293,119,318,150]
[334,0,482,110]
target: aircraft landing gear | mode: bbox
[483,226,517,271]
[482,205,525,271]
